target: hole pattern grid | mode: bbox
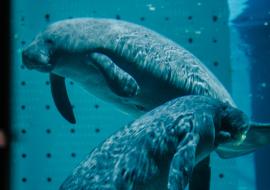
[10,0,239,190]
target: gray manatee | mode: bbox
[21,18,270,158]
[59,96,250,190]
[22,18,234,123]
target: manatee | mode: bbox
[59,96,251,190]
[21,18,270,189]
[21,18,235,124]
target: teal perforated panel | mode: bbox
[10,0,255,190]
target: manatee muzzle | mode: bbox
[22,47,53,73]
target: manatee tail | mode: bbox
[50,73,76,124]
[217,121,270,158]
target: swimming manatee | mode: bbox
[21,18,234,123]
[59,96,250,190]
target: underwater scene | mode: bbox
[9,0,270,190]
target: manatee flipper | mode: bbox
[89,52,140,97]
[50,73,76,124]
[216,122,270,158]
[168,133,199,190]
[113,148,159,189]
[189,156,211,190]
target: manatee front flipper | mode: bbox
[216,122,270,158]
[89,52,140,97]
[168,133,199,190]
[50,73,76,124]
[189,156,211,190]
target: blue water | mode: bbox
[10,0,270,189]
[234,1,270,189]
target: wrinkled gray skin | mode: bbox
[22,18,235,115]
[60,96,249,190]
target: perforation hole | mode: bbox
[212,15,218,22]
[44,13,50,22]
[47,177,52,183]
[115,14,121,20]
[219,173,224,178]
[70,128,75,134]
[95,128,100,133]
[46,153,52,158]
[21,81,26,86]
[46,129,51,134]
[22,178,27,183]
[21,129,27,134]
[213,61,219,67]
[71,153,76,158]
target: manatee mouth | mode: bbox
[232,124,249,145]
[22,50,53,73]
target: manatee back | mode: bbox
[46,18,235,108]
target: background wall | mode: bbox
[10,0,256,189]
[231,0,270,189]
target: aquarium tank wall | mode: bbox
[9,0,270,189]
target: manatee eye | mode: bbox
[45,39,54,45]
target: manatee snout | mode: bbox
[221,107,250,144]
[22,41,53,73]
